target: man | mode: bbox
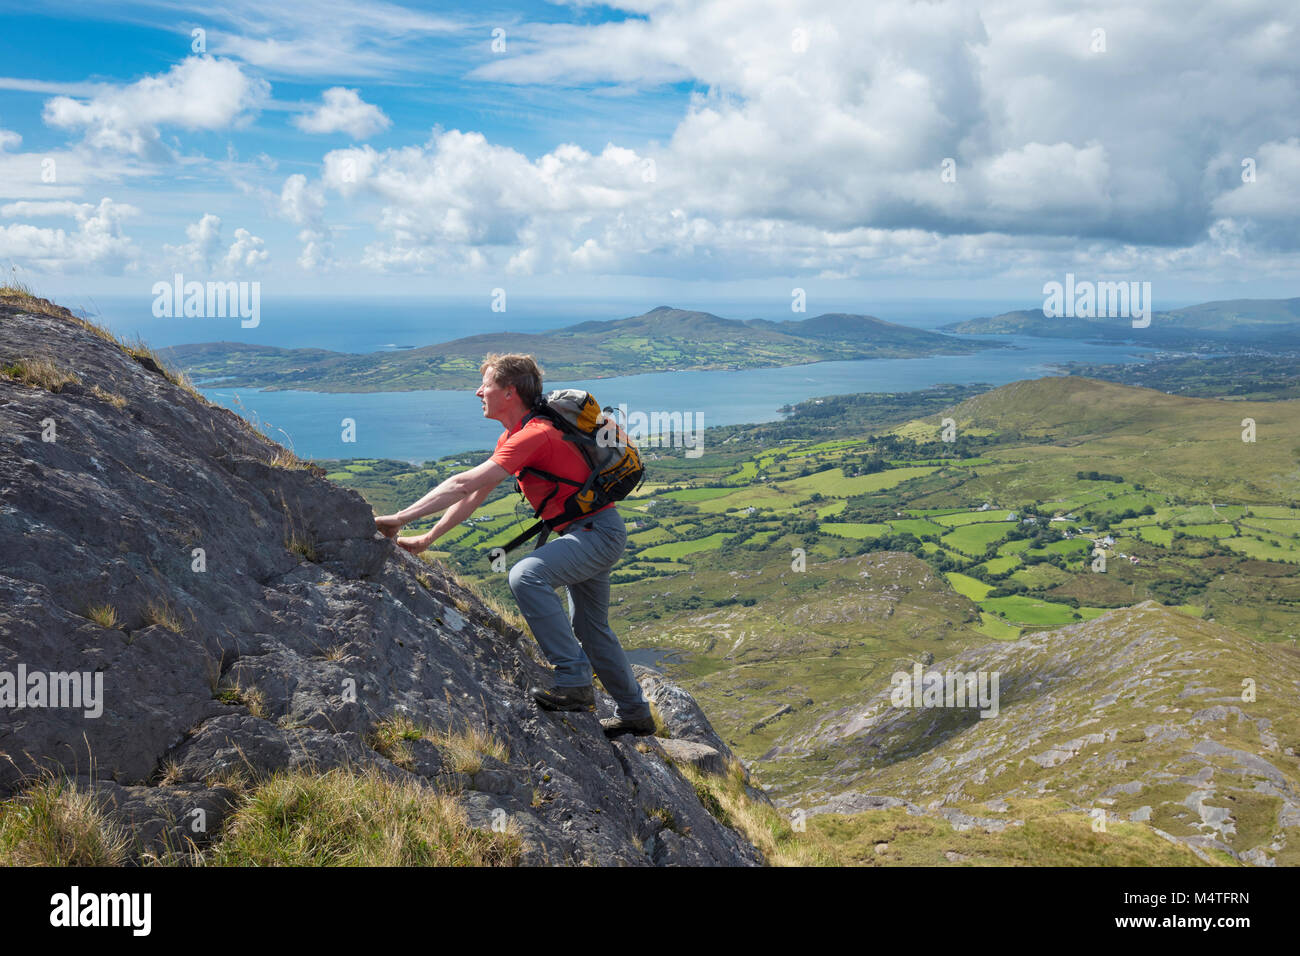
[374,352,655,737]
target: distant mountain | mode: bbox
[157,305,1004,393]
[932,375,1300,501]
[944,296,1300,347]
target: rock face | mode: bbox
[0,297,763,866]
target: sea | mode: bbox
[81,294,1163,463]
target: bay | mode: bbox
[199,334,1158,462]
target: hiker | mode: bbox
[373,352,655,737]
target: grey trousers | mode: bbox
[507,506,651,720]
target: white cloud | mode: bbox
[193,0,462,78]
[465,0,1300,256]
[12,0,1300,284]
[296,228,334,272]
[311,131,661,273]
[43,56,269,160]
[1212,138,1300,220]
[279,173,326,225]
[163,213,225,269]
[0,128,20,151]
[224,227,269,270]
[163,213,270,272]
[0,201,86,218]
[0,197,139,272]
[278,173,335,271]
[293,88,391,138]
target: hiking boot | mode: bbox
[600,714,656,737]
[530,684,595,712]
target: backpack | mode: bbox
[499,389,646,554]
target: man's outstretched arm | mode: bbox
[375,459,510,546]
[394,481,494,554]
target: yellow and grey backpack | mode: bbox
[500,389,645,553]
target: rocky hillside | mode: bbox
[0,292,766,866]
[783,602,1300,865]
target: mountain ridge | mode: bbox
[943,296,1300,345]
[155,304,1000,392]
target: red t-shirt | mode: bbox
[491,416,613,531]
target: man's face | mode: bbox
[476,371,512,420]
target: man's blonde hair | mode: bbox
[480,353,545,407]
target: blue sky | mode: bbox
[1,0,1298,308]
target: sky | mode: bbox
[0,0,1297,309]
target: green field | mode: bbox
[946,572,994,600]
[821,522,893,539]
[941,521,1012,555]
[982,595,1081,627]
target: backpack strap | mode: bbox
[499,467,607,556]
[500,519,546,554]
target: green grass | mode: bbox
[692,485,792,514]
[982,595,1081,627]
[1222,536,1300,562]
[1043,538,1092,556]
[1239,517,1300,537]
[205,767,523,866]
[1135,525,1174,546]
[820,522,892,539]
[941,521,1012,555]
[1176,523,1237,538]
[931,509,1014,528]
[780,466,939,497]
[629,526,674,546]
[640,532,736,559]
[974,612,1022,640]
[997,538,1035,555]
[0,777,130,866]
[978,555,1021,575]
[946,572,995,601]
[887,518,943,538]
[1246,506,1300,520]
[661,487,738,502]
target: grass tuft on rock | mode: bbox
[674,758,837,866]
[1,356,81,392]
[143,597,185,634]
[203,766,523,866]
[368,714,509,775]
[0,777,130,866]
[216,681,269,719]
[86,603,121,629]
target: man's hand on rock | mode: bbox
[397,531,434,555]
[375,514,404,538]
